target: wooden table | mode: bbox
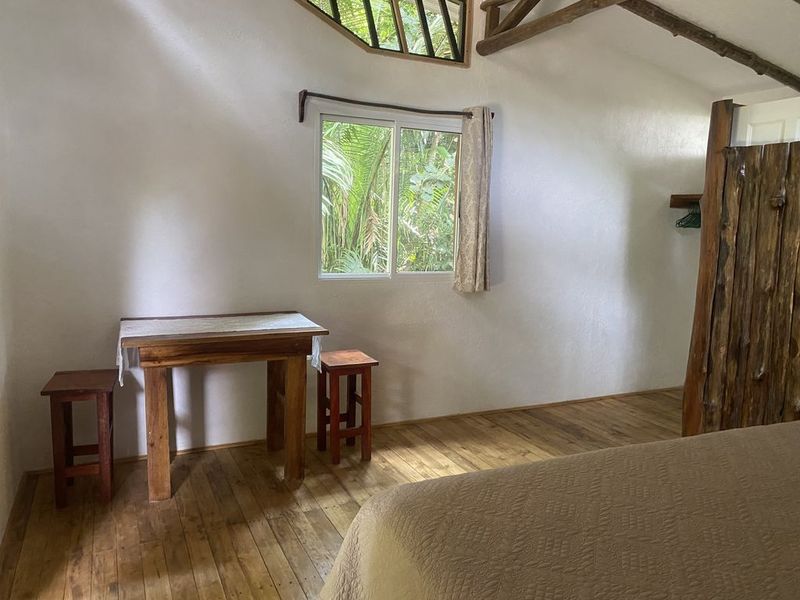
[119,312,328,502]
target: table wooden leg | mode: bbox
[267,360,286,451]
[284,355,306,483]
[64,402,74,486]
[144,366,171,502]
[317,369,327,451]
[97,392,113,503]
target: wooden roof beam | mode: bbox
[620,0,800,93]
[476,0,624,56]
[479,0,517,9]
[492,0,544,36]
[476,0,800,93]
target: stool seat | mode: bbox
[41,369,117,508]
[317,350,377,464]
[321,350,379,370]
[41,369,118,396]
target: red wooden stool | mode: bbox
[41,369,117,507]
[317,350,378,464]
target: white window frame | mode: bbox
[312,101,462,280]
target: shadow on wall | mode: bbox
[623,155,704,391]
[0,268,16,537]
[6,0,311,477]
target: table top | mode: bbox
[119,311,328,348]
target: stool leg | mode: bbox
[63,402,74,486]
[361,368,372,462]
[108,391,115,491]
[97,392,113,503]
[330,373,341,465]
[50,398,67,508]
[346,375,356,447]
[317,370,327,451]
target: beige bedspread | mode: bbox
[321,422,800,600]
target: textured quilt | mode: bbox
[321,421,800,600]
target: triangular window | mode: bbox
[302,0,470,65]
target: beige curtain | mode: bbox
[454,106,492,293]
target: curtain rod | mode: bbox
[298,89,486,123]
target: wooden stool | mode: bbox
[41,369,117,508]
[317,350,378,464]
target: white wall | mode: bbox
[0,123,18,538]
[0,0,712,478]
[0,247,12,540]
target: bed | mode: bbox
[321,421,800,600]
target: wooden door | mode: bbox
[685,141,800,434]
[733,97,800,147]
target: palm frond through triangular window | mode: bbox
[302,0,469,64]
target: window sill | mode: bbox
[318,272,453,282]
[318,273,391,281]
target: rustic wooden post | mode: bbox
[702,147,744,432]
[720,146,763,430]
[784,142,800,422]
[741,144,791,426]
[767,142,800,424]
[683,99,734,436]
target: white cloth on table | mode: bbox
[116,313,323,385]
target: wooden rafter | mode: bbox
[492,0,543,35]
[620,0,800,93]
[477,0,800,92]
[476,0,624,56]
[479,0,517,8]
[485,4,501,37]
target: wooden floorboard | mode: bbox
[0,390,682,600]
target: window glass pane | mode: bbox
[445,0,463,54]
[423,2,453,59]
[398,0,428,56]
[371,0,401,50]
[321,120,393,275]
[307,0,333,17]
[397,128,460,272]
[337,0,371,43]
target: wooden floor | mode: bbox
[0,389,681,600]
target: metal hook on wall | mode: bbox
[675,206,701,229]
[670,194,702,229]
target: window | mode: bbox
[318,113,461,277]
[304,0,468,64]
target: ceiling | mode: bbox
[512,0,800,99]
